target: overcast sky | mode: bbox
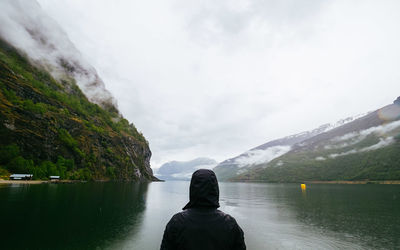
[36,0,400,168]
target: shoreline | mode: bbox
[0,180,84,185]
[0,179,162,185]
[0,180,47,184]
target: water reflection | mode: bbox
[0,182,149,249]
[219,183,400,249]
[292,184,400,249]
[1,182,399,249]
[108,181,190,249]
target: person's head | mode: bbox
[183,169,220,210]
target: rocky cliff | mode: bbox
[0,37,156,181]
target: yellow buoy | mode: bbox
[301,183,306,190]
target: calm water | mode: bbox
[1,182,399,249]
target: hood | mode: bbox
[183,169,220,210]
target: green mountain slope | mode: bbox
[0,38,156,181]
[214,115,366,181]
[233,100,400,182]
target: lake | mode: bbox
[1,181,399,249]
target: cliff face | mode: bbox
[0,38,155,181]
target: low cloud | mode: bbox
[327,120,400,150]
[359,137,395,152]
[0,0,117,109]
[328,137,395,159]
[328,149,358,159]
[234,146,291,167]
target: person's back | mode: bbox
[160,169,246,250]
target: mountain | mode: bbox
[156,157,217,181]
[214,113,367,181]
[0,1,156,181]
[231,98,400,182]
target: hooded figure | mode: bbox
[160,169,246,250]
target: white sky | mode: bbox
[37,0,400,169]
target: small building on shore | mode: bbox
[10,174,33,180]
[49,176,60,181]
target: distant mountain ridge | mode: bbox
[156,157,217,181]
[222,98,400,182]
[214,113,368,180]
[214,97,400,182]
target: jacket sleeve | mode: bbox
[160,217,178,250]
[232,222,246,250]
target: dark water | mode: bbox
[1,182,399,249]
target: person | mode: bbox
[160,169,246,250]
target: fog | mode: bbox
[328,119,400,149]
[328,136,394,159]
[234,146,291,167]
[0,0,117,109]
[319,120,400,159]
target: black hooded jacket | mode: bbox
[160,169,246,250]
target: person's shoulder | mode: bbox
[215,210,239,224]
[215,209,234,218]
[168,210,189,225]
[216,210,245,238]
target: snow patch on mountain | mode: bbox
[326,112,370,131]
[284,112,369,142]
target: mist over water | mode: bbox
[1,182,399,249]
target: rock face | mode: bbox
[0,38,155,181]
